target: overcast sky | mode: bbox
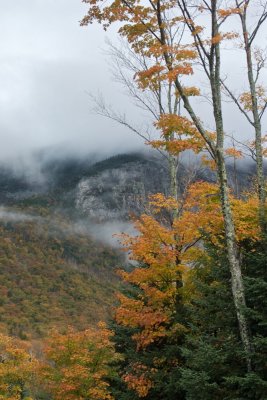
[0,0,145,164]
[0,1,266,166]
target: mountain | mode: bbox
[0,150,261,338]
[0,151,258,217]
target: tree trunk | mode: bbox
[216,150,253,371]
[169,154,179,218]
[210,1,253,371]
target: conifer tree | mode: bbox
[180,236,267,400]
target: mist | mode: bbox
[0,0,146,165]
[1,0,266,170]
[0,207,42,223]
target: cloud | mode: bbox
[0,0,266,168]
[0,0,144,163]
[68,219,137,249]
[0,205,135,254]
[0,207,42,223]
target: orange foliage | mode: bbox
[114,184,261,396]
[232,195,261,241]
[225,147,243,158]
[218,8,241,18]
[150,138,203,154]
[135,65,165,90]
[154,114,198,137]
[0,334,38,399]
[240,85,267,112]
[166,64,193,80]
[148,193,179,213]
[177,181,261,245]
[123,363,154,397]
[148,114,205,155]
[41,324,120,400]
[180,86,201,97]
[201,154,217,170]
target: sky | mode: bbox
[0,0,266,166]
[0,0,145,164]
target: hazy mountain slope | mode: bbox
[0,207,121,339]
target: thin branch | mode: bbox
[249,6,267,45]
[259,101,267,120]
[182,237,202,253]
[88,92,169,160]
[220,79,254,126]
[225,133,257,161]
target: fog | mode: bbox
[0,0,144,164]
[0,204,136,252]
[70,219,137,249]
[0,207,41,223]
[0,0,266,172]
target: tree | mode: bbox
[89,36,205,204]
[180,242,244,400]
[41,324,121,400]
[113,194,189,399]
[0,334,38,400]
[180,234,267,399]
[110,183,260,398]
[81,0,267,370]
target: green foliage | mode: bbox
[180,237,267,400]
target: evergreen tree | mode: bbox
[180,237,267,400]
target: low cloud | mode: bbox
[68,219,137,249]
[0,207,42,223]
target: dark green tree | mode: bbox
[180,236,267,400]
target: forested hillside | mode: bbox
[0,205,120,338]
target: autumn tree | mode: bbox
[81,0,267,370]
[109,182,261,398]
[41,324,121,400]
[88,29,208,204]
[0,334,38,400]
[112,194,190,399]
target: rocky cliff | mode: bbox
[75,154,169,221]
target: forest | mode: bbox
[0,0,267,399]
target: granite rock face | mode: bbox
[75,155,169,221]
